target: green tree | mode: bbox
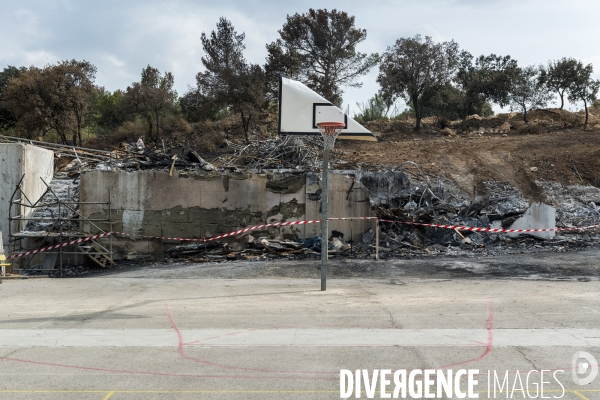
[180,87,226,123]
[122,65,177,140]
[455,53,519,119]
[539,58,580,110]
[509,66,553,123]
[428,84,493,121]
[51,60,97,146]
[87,87,127,132]
[195,17,266,142]
[377,35,460,131]
[264,39,304,100]
[2,60,96,145]
[0,66,27,131]
[354,93,389,123]
[265,9,379,106]
[567,61,599,128]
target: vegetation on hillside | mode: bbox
[0,8,599,146]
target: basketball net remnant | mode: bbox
[316,121,345,150]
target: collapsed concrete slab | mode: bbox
[0,143,54,247]
[508,202,556,239]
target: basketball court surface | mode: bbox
[1,267,599,399]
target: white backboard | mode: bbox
[278,76,377,141]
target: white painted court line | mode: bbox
[0,329,598,347]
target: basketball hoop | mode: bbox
[316,122,345,151]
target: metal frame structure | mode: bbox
[7,175,113,276]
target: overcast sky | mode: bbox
[1,0,599,115]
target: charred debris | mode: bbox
[3,134,599,270]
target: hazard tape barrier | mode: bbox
[113,219,324,242]
[8,232,112,260]
[112,218,380,243]
[378,219,600,233]
[7,217,600,260]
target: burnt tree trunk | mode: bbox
[146,116,153,138]
[583,98,589,129]
[559,91,565,110]
[412,96,421,131]
[56,128,68,145]
[155,110,160,141]
[241,110,251,143]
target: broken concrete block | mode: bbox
[507,202,555,239]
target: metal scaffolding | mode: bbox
[7,175,113,276]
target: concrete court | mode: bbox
[0,274,599,399]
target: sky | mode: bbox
[1,0,599,115]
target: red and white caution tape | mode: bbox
[379,219,600,233]
[9,217,600,260]
[113,219,324,243]
[8,232,112,260]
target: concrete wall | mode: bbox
[0,144,54,247]
[79,170,377,258]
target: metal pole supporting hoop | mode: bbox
[315,122,346,291]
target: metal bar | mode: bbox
[12,269,59,272]
[11,201,109,208]
[8,175,25,242]
[62,202,110,205]
[14,252,112,255]
[11,233,96,237]
[1,135,113,155]
[321,148,329,292]
[376,219,379,261]
[59,200,63,277]
[8,218,109,221]
[108,190,113,262]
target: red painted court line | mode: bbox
[434,299,494,370]
[2,299,579,381]
[165,302,337,376]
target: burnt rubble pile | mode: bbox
[56,139,217,176]
[163,167,600,264]
[163,235,320,263]
[213,135,343,170]
[56,135,346,175]
[361,176,600,258]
